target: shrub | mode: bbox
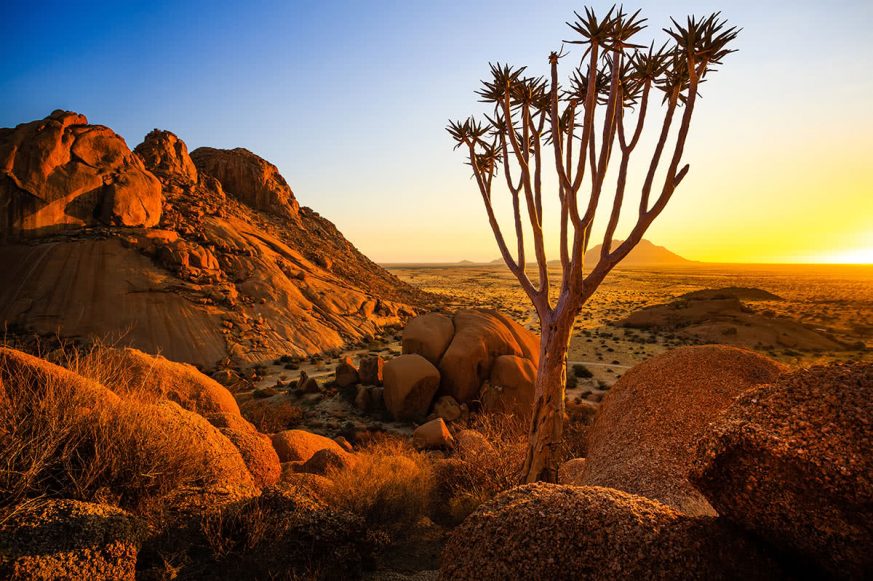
[322,435,433,536]
[573,363,594,378]
[432,413,527,525]
[0,349,212,514]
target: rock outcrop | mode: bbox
[438,310,539,403]
[0,110,161,238]
[691,362,873,578]
[441,484,780,580]
[401,309,539,410]
[190,146,299,220]
[0,113,428,368]
[0,499,143,581]
[581,346,783,516]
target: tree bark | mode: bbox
[522,313,574,483]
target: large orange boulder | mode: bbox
[190,146,299,219]
[95,348,240,416]
[270,429,343,463]
[480,354,537,416]
[402,312,455,365]
[0,347,120,406]
[582,346,783,516]
[0,499,143,581]
[383,354,441,421]
[0,110,161,238]
[441,484,781,580]
[692,363,873,578]
[133,129,198,182]
[207,412,282,488]
[438,310,539,403]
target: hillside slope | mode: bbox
[0,111,429,367]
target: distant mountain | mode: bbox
[531,239,692,268]
[584,239,693,267]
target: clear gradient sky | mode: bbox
[2,1,871,263]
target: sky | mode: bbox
[2,0,871,264]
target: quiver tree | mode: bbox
[448,7,738,483]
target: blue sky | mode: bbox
[2,1,872,263]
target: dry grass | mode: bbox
[323,435,434,535]
[0,344,211,514]
[433,413,528,525]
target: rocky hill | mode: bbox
[0,111,430,367]
[583,239,693,268]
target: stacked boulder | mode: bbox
[691,362,872,578]
[578,345,784,515]
[381,310,540,423]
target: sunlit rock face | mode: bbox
[0,112,428,367]
[190,146,300,221]
[0,110,162,238]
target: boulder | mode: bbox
[412,418,455,450]
[334,356,359,388]
[383,354,441,421]
[558,458,587,485]
[190,146,299,219]
[691,362,873,578]
[0,500,143,581]
[480,354,537,417]
[133,129,198,182]
[353,384,384,413]
[298,448,357,476]
[433,395,462,422]
[358,355,384,386]
[95,347,240,416]
[151,400,258,495]
[0,110,161,238]
[582,346,783,516]
[207,412,281,488]
[402,312,455,365]
[0,347,257,498]
[439,310,539,404]
[271,429,343,463]
[0,347,120,406]
[440,484,781,580]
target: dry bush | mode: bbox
[433,413,528,525]
[323,434,434,535]
[0,351,209,514]
[240,397,304,433]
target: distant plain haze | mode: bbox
[1,0,871,264]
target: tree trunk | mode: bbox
[522,315,574,483]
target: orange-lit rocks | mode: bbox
[383,354,441,421]
[438,310,539,404]
[190,146,299,220]
[270,429,344,464]
[402,312,454,365]
[134,129,198,182]
[412,418,454,450]
[441,484,781,580]
[480,354,537,417]
[692,362,873,578]
[581,346,783,516]
[334,357,360,388]
[0,110,161,237]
